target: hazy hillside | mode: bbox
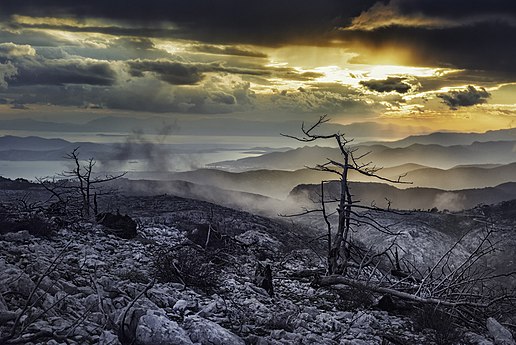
[112,178,291,216]
[166,168,336,199]
[288,181,516,212]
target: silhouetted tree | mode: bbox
[38,148,126,218]
[285,116,516,331]
[283,115,410,274]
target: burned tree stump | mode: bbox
[254,263,274,297]
[96,212,137,239]
[186,223,225,249]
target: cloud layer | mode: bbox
[0,1,513,128]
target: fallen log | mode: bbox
[314,275,489,309]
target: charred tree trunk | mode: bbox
[328,141,352,275]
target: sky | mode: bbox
[1,0,516,140]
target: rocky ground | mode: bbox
[0,194,514,344]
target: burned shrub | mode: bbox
[151,245,220,293]
[0,205,54,238]
[413,305,460,345]
[334,286,374,311]
[16,214,54,237]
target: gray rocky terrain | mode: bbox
[0,193,514,344]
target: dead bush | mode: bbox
[413,305,461,345]
[0,208,54,237]
[335,286,375,310]
[151,245,220,293]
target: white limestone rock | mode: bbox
[136,310,194,345]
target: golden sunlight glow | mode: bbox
[154,41,187,54]
[311,64,458,89]
[264,46,356,69]
[312,66,358,85]
[367,65,455,79]
[383,108,516,133]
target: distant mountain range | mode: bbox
[3,135,516,193]
[125,162,516,198]
[364,127,516,147]
[393,162,516,190]
[0,116,424,140]
[0,135,243,161]
[210,141,516,170]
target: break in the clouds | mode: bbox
[437,86,491,110]
[0,1,514,133]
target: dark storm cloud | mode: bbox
[342,23,516,75]
[2,1,514,76]
[0,28,74,47]
[192,45,267,58]
[394,0,516,20]
[1,74,257,114]
[346,0,516,31]
[437,85,491,110]
[339,1,516,76]
[0,1,379,45]
[0,43,117,86]
[6,22,182,40]
[360,77,412,93]
[128,60,204,85]
[127,59,323,85]
[9,58,117,86]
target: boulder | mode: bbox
[135,310,193,345]
[173,299,198,314]
[183,316,245,345]
[487,317,515,345]
[464,332,494,345]
[99,330,121,345]
[96,212,137,239]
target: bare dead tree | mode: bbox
[37,147,126,219]
[283,116,516,330]
[282,115,410,275]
